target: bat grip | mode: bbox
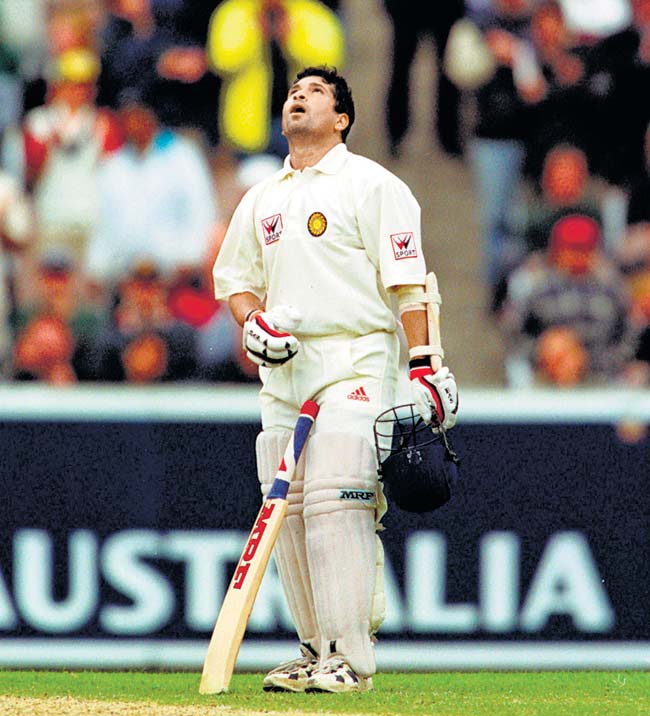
[292,400,319,457]
[267,400,319,499]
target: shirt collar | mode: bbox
[279,142,348,179]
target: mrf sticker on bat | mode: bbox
[261,214,283,245]
[390,232,418,260]
[232,501,276,589]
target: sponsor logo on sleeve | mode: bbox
[391,232,418,260]
[261,214,283,245]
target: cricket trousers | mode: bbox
[257,330,400,675]
[259,330,399,447]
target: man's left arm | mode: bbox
[356,171,459,427]
[396,283,459,430]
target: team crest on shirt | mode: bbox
[261,214,283,244]
[307,211,328,237]
[390,232,418,260]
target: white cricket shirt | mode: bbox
[213,143,426,338]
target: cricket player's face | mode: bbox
[282,76,346,139]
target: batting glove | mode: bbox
[243,304,302,367]
[409,359,459,429]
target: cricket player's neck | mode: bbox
[288,136,343,171]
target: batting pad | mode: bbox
[303,432,383,677]
[256,430,320,654]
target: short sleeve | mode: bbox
[357,172,427,289]
[212,187,266,301]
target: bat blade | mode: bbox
[199,400,319,694]
[199,497,287,694]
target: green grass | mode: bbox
[0,671,649,715]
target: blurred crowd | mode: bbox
[436,0,650,401]
[0,0,342,384]
[1,0,650,402]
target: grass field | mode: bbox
[0,671,649,716]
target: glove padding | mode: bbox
[409,360,459,429]
[243,304,302,367]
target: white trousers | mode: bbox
[257,330,400,673]
[259,330,400,449]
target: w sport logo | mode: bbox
[261,214,283,245]
[391,232,418,260]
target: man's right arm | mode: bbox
[214,190,300,368]
[229,292,265,327]
[212,186,265,305]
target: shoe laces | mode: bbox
[286,656,312,670]
[320,656,347,674]
[298,643,319,665]
[271,645,317,675]
[275,649,315,675]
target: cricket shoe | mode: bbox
[305,655,374,693]
[262,643,319,692]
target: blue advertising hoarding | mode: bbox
[0,385,648,670]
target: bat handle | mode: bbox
[267,400,319,500]
[294,400,319,455]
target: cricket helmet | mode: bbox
[374,404,460,513]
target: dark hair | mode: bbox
[294,66,355,141]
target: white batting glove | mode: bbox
[243,304,302,367]
[409,360,459,429]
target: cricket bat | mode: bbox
[199,399,320,694]
[425,271,444,372]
